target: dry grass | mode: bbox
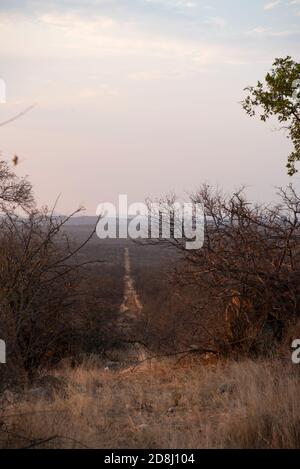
[0,357,299,449]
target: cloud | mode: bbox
[0,10,233,66]
[247,26,298,37]
[264,1,280,10]
[39,13,117,30]
[128,69,186,81]
[287,0,300,13]
[249,27,270,34]
[204,16,226,28]
[78,85,118,99]
[144,0,196,9]
[0,2,297,78]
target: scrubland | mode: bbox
[1,356,299,449]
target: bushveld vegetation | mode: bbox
[159,186,300,353]
[0,161,123,389]
[1,160,300,449]
[1,358,300,449]
[0,56,300,449]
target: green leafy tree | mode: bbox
[242,56,300,175]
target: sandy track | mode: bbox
[119,248,147,362]
[120,248,142,315]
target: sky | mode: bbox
[0,0,299,214]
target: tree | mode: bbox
[242,56,300,176]
[0,162,112,384]
[148,185,300,357]
[0,160,33,213]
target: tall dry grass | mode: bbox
[0,357,299,448]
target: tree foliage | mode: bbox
[242,56,300,175]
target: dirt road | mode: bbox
[120,247,142,316]
[119,247,147,362]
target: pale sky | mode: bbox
[0,0,299,214]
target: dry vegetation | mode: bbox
[0,357,299,449]
[1,161,300,449]
[1,56,299,451]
